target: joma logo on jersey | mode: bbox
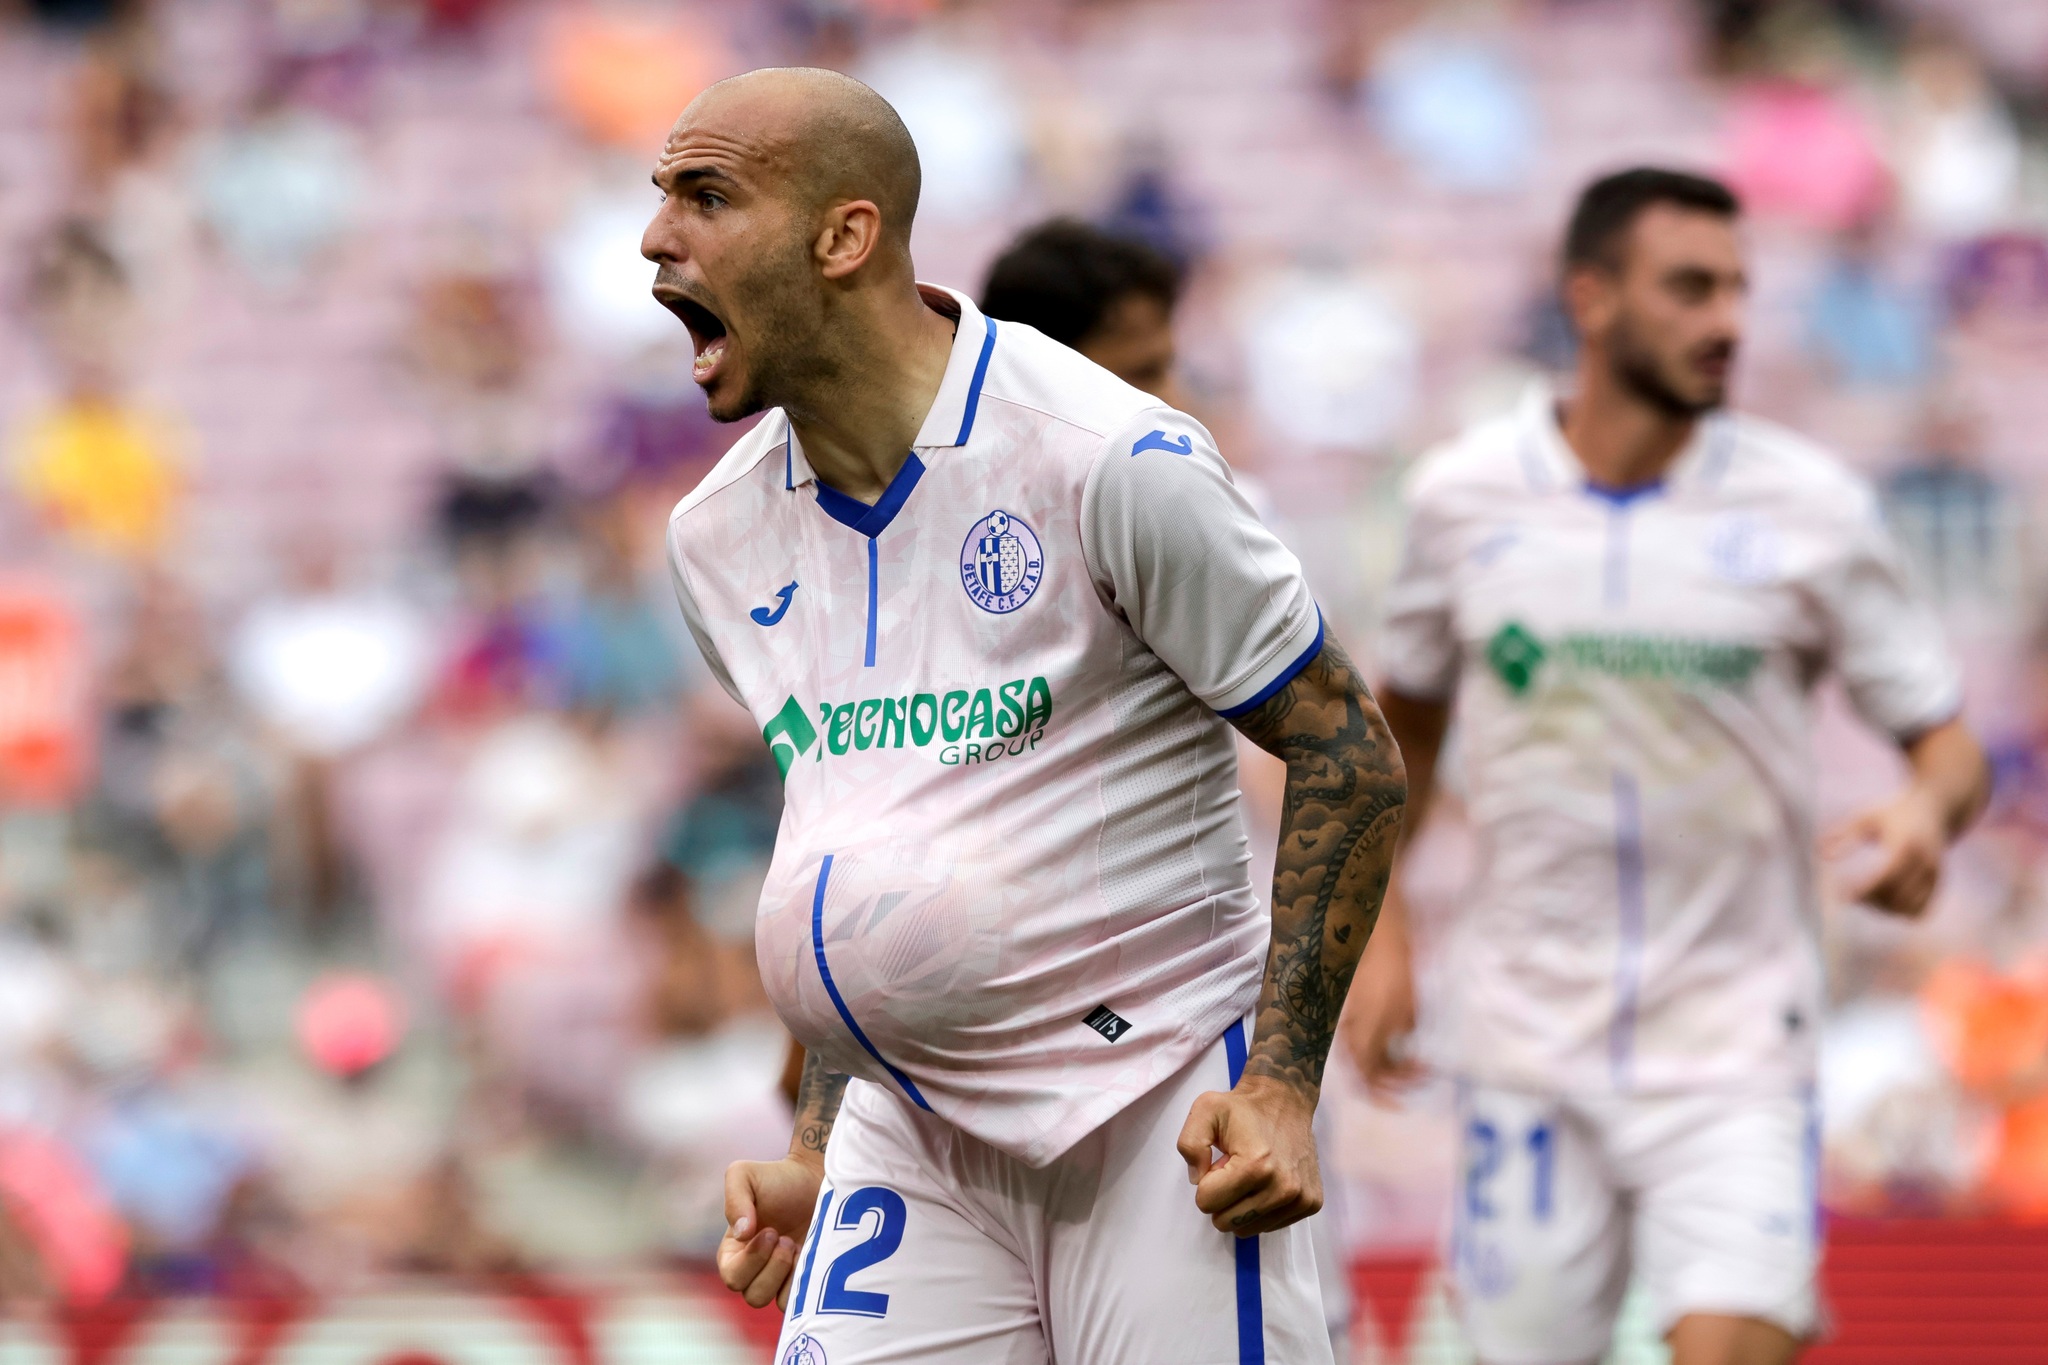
[761,678,1056,777]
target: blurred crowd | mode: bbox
[5,0,2048,1303]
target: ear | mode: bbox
[814,200,884,281]
[1562,263,1616,341]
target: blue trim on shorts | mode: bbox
[1223,1018,1265,1365]
[810,855,933,1111]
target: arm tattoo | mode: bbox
[791,1050,849,1157]
[1229,637,1407,1098]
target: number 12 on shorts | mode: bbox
[789,1186,908,1321]
[1464,1120,1554,1222]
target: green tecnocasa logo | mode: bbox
[761,677,1055,778]
[1488,622,1546,695]
[1484,621,1764,699]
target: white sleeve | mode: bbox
[1818,489,1963,740]
[1080,414,1323,717]
[1377,473,1462,701]
[665,516,744,706]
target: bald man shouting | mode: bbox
[648,68,1403,1365]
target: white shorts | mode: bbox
[1448,1082,1821,1364]
[773,1018,1333,1365]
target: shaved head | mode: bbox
[643,67,933,422]
[697,67,923,250]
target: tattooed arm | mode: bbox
[789,1049,850,1160]
[1175,636,1407,1236]
[717,1051,848,1308]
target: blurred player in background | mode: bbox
[979,218,1183,402]
[1344,168,1990,1365]
[647,69,1405,1364]
[980,216,1356,1364]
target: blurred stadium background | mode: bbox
[4,0,2048,1360]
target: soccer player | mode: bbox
[979,218,1183,401]
[1344,167,1990,1365]
[645,69,1405,1364]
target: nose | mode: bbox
[641,202,678,265]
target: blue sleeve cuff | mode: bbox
[1216,610,1326,720]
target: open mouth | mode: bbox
[662,292,730,385]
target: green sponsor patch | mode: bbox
[763,694,818,779]
[1487,621,1761,696]
[1487,622,1546,695]
[762,677,1055,777]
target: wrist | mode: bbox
[784,1143,827,1175]
[1235,1063,1320,1111]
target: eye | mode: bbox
[697,190,726,211]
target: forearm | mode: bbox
[789,1051,849,1164]
[1231,640,1408,1097]
[1905,717,1990,839]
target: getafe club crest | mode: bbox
[960,509,1044,614]
[780,1334,827,1365]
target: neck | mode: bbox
[786,280,956,505]
[1558,352,1699,490]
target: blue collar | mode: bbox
[813,454,928,538]
[1582,478,1664,508]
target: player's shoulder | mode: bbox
[666,414,785,544]
[978,318,1176,452]
[1715,411,1880,521]
[1401,404,1533,511]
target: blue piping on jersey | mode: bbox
[813,456,926,670]
[1223,1017,1265,1364]
[864,538,878,667]
[1608,771,1647,1088]
[1217,610,1326,720]
[954,315,998,446]
[1515,434,1553,494]
[1699,416,1736,489]
[1601,505,1633,608]
[789,1186,833,1318]
[810,855,933,1111]
[784,420,795,491]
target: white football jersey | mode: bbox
[666,287,1322,1167]
[1382,388,1961,1095]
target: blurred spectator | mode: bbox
[1893,26,2019,240]
[1922,958,2048,1220]
[1098,138,1207,272]
[230,547,432,759]
[1880,399,2022,609]
[542,8,729,149]
[860,31,1028,221]
[1366,14,1536,193]
[1805,219,1934,386]
[0,585,92,810]
[1238,265,1418,454]
[548,188,677,357]
[578,340,724,497]
[66,28,177,206]
[193,82,364,289]
[11,224,182,558]
[1724,80,1889,231]
[1942,231,2048,348]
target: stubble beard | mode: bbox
[1608,312,1726,420]
[706,231,840,425]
